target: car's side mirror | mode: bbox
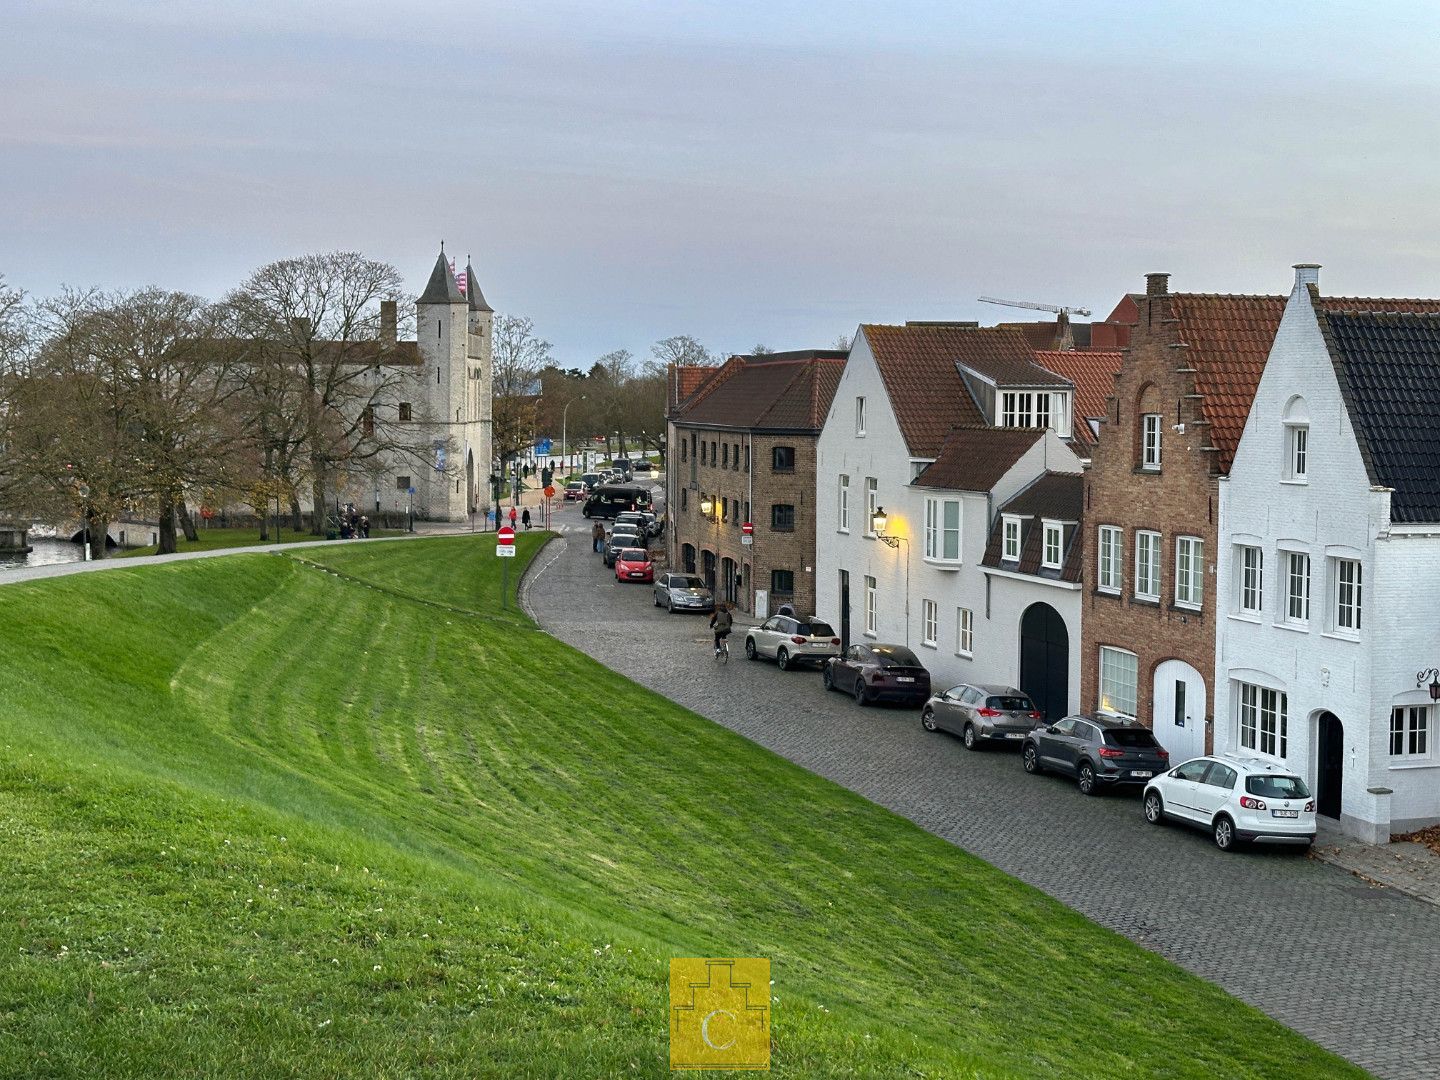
[1046,725,1058,734]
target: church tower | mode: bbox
[414,247,472,522]
[465,257,495,522]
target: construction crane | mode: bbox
[977,296,1092,318]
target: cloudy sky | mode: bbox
[4,1,1439,364]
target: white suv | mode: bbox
[1142,753,1316,852]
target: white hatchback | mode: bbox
[1142,753,1316,851]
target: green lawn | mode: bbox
[0,536,1365,1078]
[118,526,404,558]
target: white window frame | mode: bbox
[1332,557,1362,635]
[1134,530,1161,601]
[1042,520,1063,570]
[1284,551,1310,625]
[1238,682,1288,759]
[1002,515,1022,562]
[1052,391,1072,438]
[1391,705,1431,759]
[1098,646,1138,720]
[923,496,961,564]
[1174,535,1203,610]
[955,607,974,657]
[863,575,877,636]
[1238,545,1264,616]
[855,396,866,436]
[1097,525,1122,594]
[1141,413,1162,470]
[864,477,878,537]
[838,474,850,533]
[921,599,938,647]
[1285,423,1309,482]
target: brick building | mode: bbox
[669,351,845,615]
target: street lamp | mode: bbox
[699,494,714,518]
[870,507,911,645]
[1418,668,1440,702]
[562,395,585,474]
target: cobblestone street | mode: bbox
[527,498,1440,1080]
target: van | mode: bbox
[582,484,653,519]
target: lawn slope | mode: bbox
[0,536,1365,1078]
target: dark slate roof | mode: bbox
[981,471,1085,583]
[465,259,493,313]
[673,354,845,432]
[911,426,1043,492]
[419,251,465,304]
[1319,307,1440,523]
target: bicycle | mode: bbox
[713,635,730,664]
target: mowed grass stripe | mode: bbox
[0,535,1365,1078]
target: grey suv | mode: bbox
[1022,714,1171,795]
[921,684,1042,750]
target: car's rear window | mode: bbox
[1104,728,1160,748]
[798,620,835,637]
[987,695,1033,712]
[872,646,921,667]
[1246,775,1311,799]
[619,549,648,561]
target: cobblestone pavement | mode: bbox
[525,499,1440,1080]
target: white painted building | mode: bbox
[816,322,1084,712]
[1216,264,1440,842]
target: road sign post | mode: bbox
[496,524,516,610]
[741,521,754,547]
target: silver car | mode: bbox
[744,615,841,671]
[921,683,1043,750]
[653,573,714,613]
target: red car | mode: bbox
[614,548,654,583]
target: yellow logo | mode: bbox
[670,958,770,1071]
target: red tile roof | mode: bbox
[674,354,845,431]
[668,363,723,414]
[912,426,1044,492]
[861,323,1036,457]
[1033,350,1123,450]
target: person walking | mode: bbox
[521,507,532,531]
[508,506,518,530]
[592,520,605,553]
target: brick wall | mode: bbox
[1080,276,1220,748]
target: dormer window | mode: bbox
[1283,396,1309,483]
[1000,389,1071,438]
[1041,520,1064,569]
[1002,515,1022,561]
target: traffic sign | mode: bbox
[741,534,753,546]
[496,525,516,557]
[543,485,555,498]
[742,522,754,535]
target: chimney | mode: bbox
[1145,272,1170,297]
[380,300,397,348]
[1293,263,1321,291]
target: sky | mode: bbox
[4,0,1440,366]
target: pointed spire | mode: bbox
[419,248,465,305]
[465,256,493,313]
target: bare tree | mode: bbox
[226,253,435,534]
[650,334,716,374]
[492,314,553,464]
[833,331,853,352]
[750,343,774,355]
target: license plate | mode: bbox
[1272,809,1299,818]
[1005,733,1025,740]
[896,676,915,683]
[629,573,644,578]
[1131,770,1152,778]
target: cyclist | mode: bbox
[709,603,733,656]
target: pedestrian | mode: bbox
[592,520,605,553]
[521,507,532,531]
[509,506,518,529]
[360,515,370,538]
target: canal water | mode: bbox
[0,538,87,573]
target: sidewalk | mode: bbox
[1312,823,1440,909]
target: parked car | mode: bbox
[744,615,841,670]
[583,484,653,519]
[653,573,714,613]
[633,458,653,474]
[603,527,646,566]
[564,481,588,501]
[1143,754,1316,851]
[614,511,649,534]
[822,644,931,706]
[580,472,603,490]
[614,548,654,584]
[635,509,663,537]
[1021,715,1170,795]
[921,684,1043,749]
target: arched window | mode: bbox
[1282,396,1309,482]
[1135,383,1162,472]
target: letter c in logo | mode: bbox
[701,1008,736,1051]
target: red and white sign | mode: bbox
[496,525,516,557]
[741,522,754,535]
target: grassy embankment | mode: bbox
[118,526,404,558]
[0,535,1366,1077]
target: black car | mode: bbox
[822,644,931,707]
[603,527,646,566]
[1022,714,1171,795]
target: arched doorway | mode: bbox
[721,557,738,605]
[1317,712,1344,820]
[1019,603,1069,723]
[681,544,696,573]
[1153,660,1207,761]
[702,550,716,594]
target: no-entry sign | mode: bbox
[496,525,516,557]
